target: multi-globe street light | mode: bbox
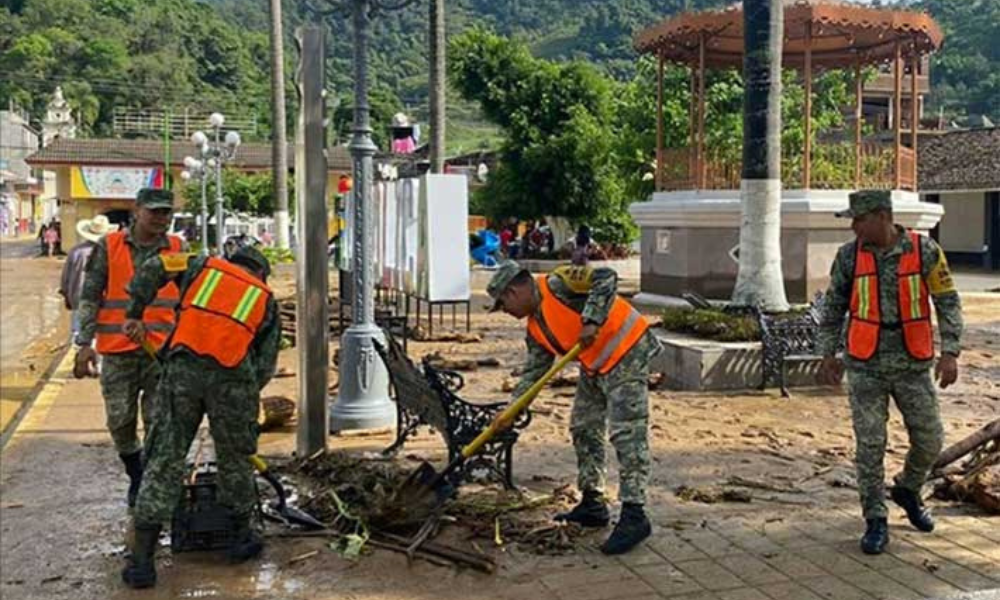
[183,113,241,255]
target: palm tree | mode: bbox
[732,0,789,311]
[429,0,445,173]
[270,0,290,248]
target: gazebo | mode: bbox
[628,0,947,303]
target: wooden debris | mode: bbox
[934,419,1000,472]
[725,475,804,494]
[411,329,482,344]
[260,396,296,431]
[675,484,752,504]
[423,352,502,372]
[287,550,319,565]
[932,421,1000,514]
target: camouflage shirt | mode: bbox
[75,227,183,348]
[513,266,661,397]
[125,254,282,390]
[817,226,964,373]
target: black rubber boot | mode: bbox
[861,518,889,555]
[226,515,263,564]
[554,490,610,528]
[600,503,652,555]
[122,522,160,589]
[120,451,143,508]
[890,486,934,532]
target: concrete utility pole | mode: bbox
[270,0,291,249]
[428,0,446,173]
[294,26,329,456]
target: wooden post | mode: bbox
[855,57,862,188]
[893,40,902,190]
[689,64,696,188]
[803,21,812,189]
[910,48,919,189]
[656,49,665,192]
[697,32,706,189]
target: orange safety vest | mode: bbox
[169,257,272,368]
[847,231,934,362]
[526,275,649,376]
[95,231,182,355]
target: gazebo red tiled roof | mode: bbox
[634,0,943,68]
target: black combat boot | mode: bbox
[600,503,652,555]
[122,522,160,589]
[120,451,144,508]
[890,486,934,532]
[860,517,889,555]
[554,490,610,528]
[226,515,264,563]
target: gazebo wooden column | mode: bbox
[911,47,919,187]
[854,57,862,188]
[803,22,813,189]
[689,65,696,188]
[893,41,903,190]
[696,32,706,189]
[656,49,664,192]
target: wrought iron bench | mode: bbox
[757,291,828,397]
[374,334,530,489]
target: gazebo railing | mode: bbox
[658,142,915,192]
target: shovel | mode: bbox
[249,455,326,530]
[139,335,324,530]
[393,343,583,521]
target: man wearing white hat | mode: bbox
[60,215,115,341]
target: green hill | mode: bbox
[1,0,996,145]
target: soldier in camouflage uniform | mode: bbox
[121,246,281,589]
[74,189,183,507]
[817,190,963,555]
[488,260,660,555]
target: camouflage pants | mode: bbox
[134,354,261,525]
[571,355,651,505]
[847,368,944,519]
[99,351,161,455]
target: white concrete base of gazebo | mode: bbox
[628,189,943,303]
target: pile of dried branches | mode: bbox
[279,452,594,569]
[932,419,1000,514]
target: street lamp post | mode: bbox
[180,156,210,255]
[307,0,417,431]
[190,115,241,255]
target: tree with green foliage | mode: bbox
[181,169,291,217]
[449,27,636,243]
[0,0,271,137]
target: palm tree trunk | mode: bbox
[429,0,446,173]
[270,0,291,248]
[732,0,789,311]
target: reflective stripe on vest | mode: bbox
[169,257,272,368]
[95,231,182,355]
[526,275,649,375]
[847,231,934,361]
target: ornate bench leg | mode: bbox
[779,361,790,398]
[503,443,515,490]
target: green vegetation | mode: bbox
[660,307,761,342]
[180,169,293,217]
[2,0,994,143]
[0,0,271,137]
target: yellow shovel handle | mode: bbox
[461,343,582,459]
[140,339,158,361]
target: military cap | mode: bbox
[228,245,271,281]
[486,260,529,312]
[835,190,893,219]
[136,188,175,210]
